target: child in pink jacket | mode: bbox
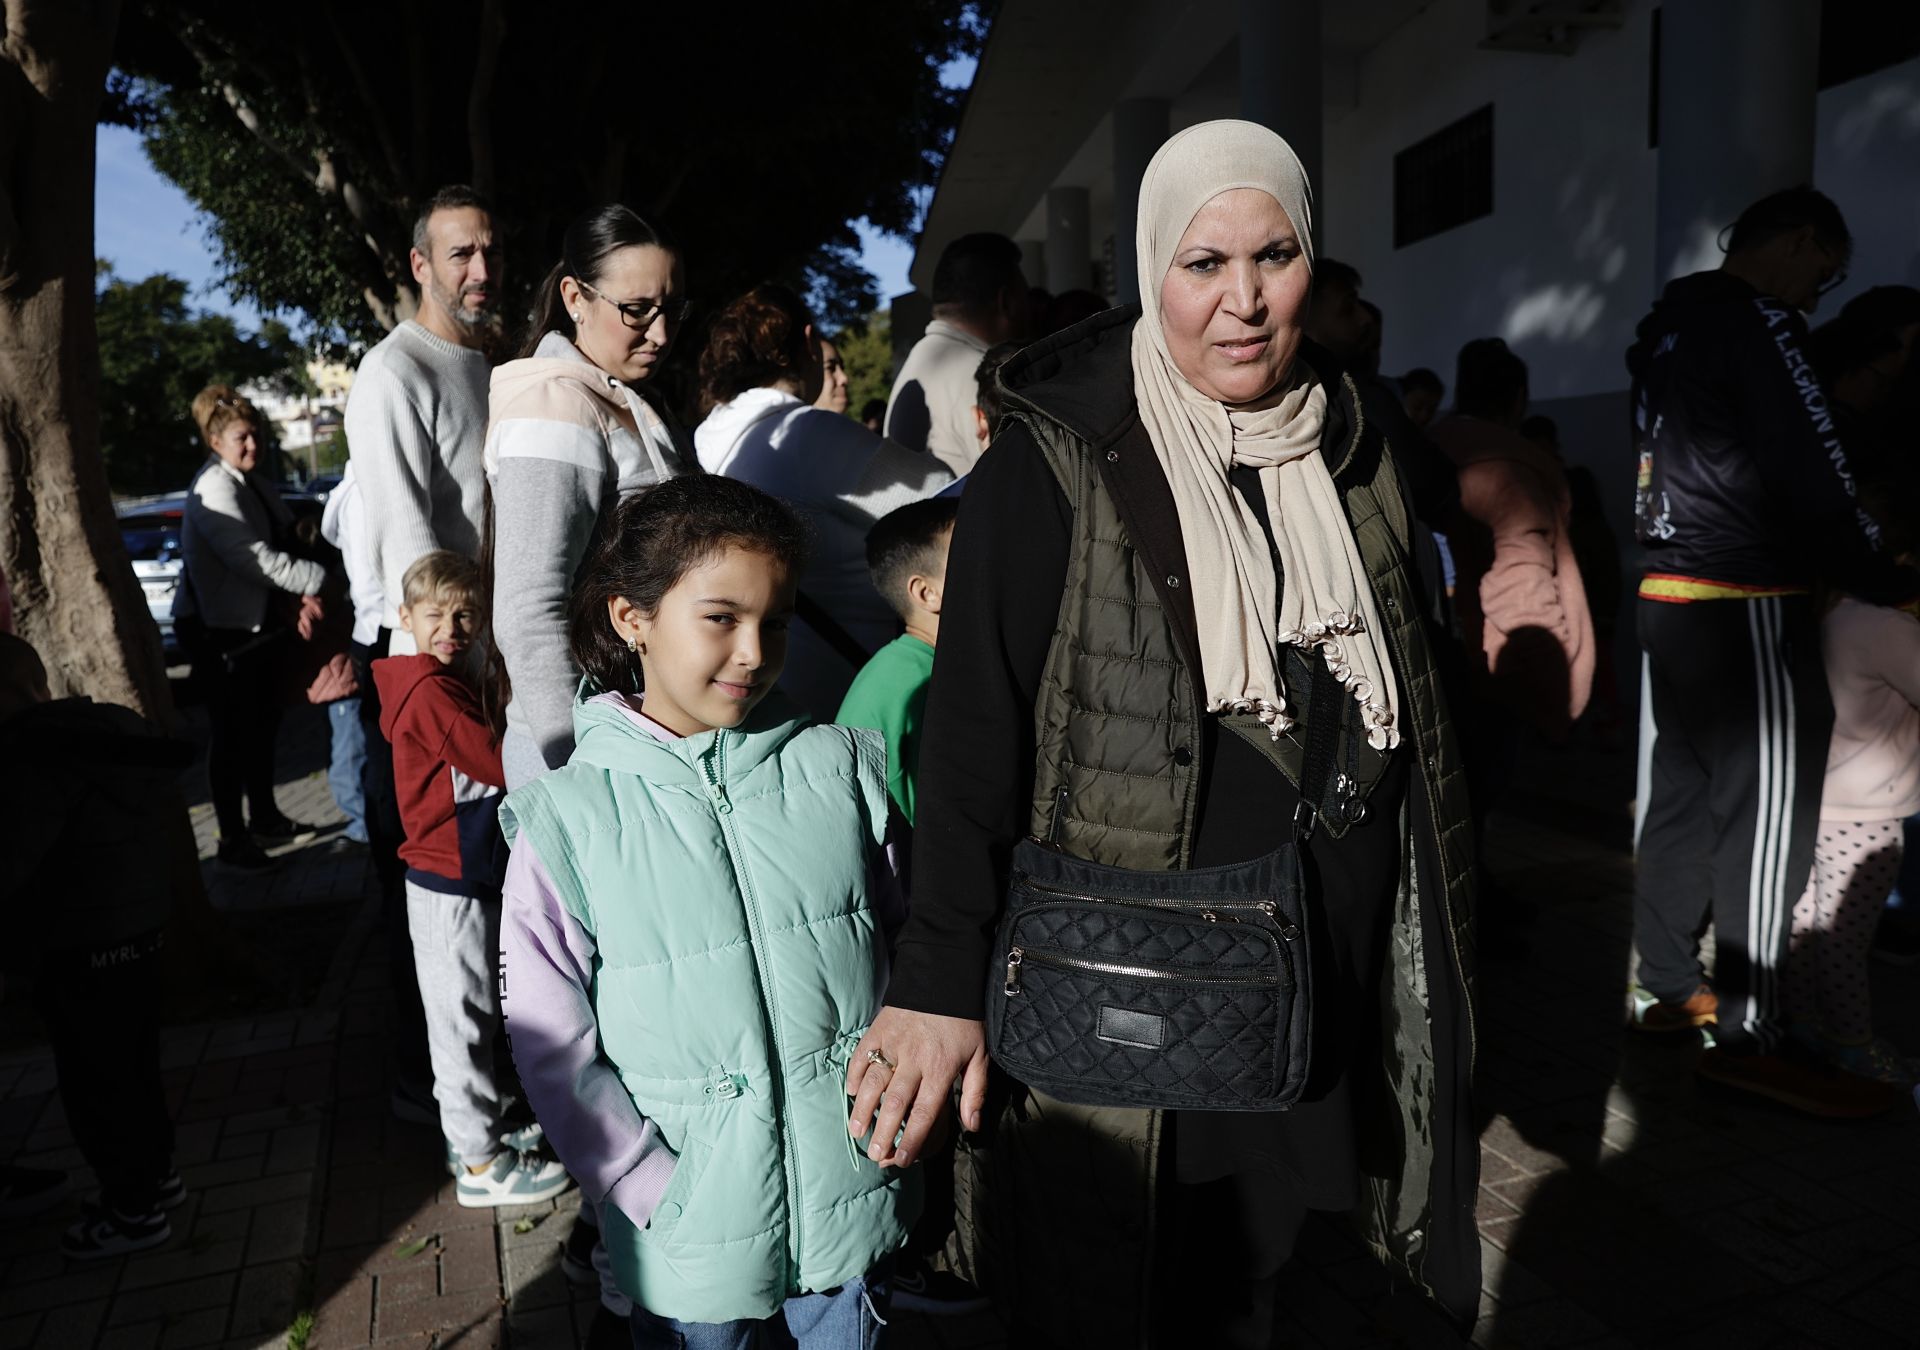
[1787,590,1920,1087]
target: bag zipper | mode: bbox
[1005,943,1283,996]
[1047,784,1069,844]
[1013,876,1301,942]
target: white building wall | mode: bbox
[1322,0,1659,401]
[1323,2,1920,402]
[1815,51,1920,309]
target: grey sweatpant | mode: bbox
[405,880,508,1166]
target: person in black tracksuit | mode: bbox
[1628,188,1915,1114]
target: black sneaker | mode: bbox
[216,838,277,871]
[890,1256,990,1316]
[561,1212,599,1286]
[62,1201,171,1261]
[0,1165,69,1218]
[250,815,322,846]
[154,1171,187,1212]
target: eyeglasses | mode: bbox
[578,280,691,331]
[1818,266,1850,297]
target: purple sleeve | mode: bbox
[869,806,911,946]
[500,834,677,1226]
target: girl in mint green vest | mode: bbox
[497,477,917,1348]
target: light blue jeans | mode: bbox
[326,697,368,842]
[627,1263,892,1350]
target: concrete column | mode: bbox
[1044,186,1092,294]
[1020,238,1047,292]
[1240,0,1323,232]
[1654,0,1821,283]
[1113,98,1171,305]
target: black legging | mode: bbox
[180,617,286,840]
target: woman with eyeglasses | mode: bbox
[694,284,952,719]
[485,204,698,787]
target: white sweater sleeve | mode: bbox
[347,360,444,634]
[191,472,326,598]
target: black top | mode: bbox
[1627,270,1911,601]
[893,384,1411,1201]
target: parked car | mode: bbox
[116,492,187,661]
[118,482,334,666]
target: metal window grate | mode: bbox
[1392,105,1495,250]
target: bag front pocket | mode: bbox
[989,899,1297,1109]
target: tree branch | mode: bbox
[596,132,628,202]
[466,0,506,198]
[405,0,429,187]
[323,6,408,189]
[179,25,409,327]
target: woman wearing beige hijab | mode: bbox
[847,121,1479,1345]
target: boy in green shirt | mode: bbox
[836,497,958,825]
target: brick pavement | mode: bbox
[1,713,1916,1349]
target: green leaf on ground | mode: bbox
[395,1237,431,1258]
[285,1310,315,1350]
[511,1217,538,1234]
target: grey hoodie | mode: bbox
[485,334,693,774]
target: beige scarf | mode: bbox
[1129,119,1400,750]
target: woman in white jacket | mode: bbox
[174,385,328,869]
[485,205,696,787]
[694,284,952,719]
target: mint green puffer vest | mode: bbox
[498,698,916,1322]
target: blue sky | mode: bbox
[93,53,973,335]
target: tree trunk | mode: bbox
[0,0,170,722]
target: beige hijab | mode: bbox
[1129,119,1400,750]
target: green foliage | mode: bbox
[95,265,309,495]
[283,1310,314,1350]
[110,1,989,349]
[837,310,896,422]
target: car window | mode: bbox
[121,515,183,562]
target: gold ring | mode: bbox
[866,1048,896,1072]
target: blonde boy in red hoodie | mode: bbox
[373,551,571,1207]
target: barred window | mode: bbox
[1393,105,1495,249]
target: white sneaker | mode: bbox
[455,1151,573,1209]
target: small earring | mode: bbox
[571,312,582,324]
[626,636,638,654]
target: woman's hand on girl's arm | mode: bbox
[844,1006,988,1169]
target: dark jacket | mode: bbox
[0,698,193,953]
[374,654,508,896]
[892,310,1480,1337]
[1628,271,1908,601]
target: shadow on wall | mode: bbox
[1820,68,1920,303]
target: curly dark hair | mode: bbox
[697,283,813,413]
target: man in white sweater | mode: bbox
[343,185,501,1128]
[347,185,501,654]
[885,232,1031,477]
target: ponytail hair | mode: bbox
[568,476,810,696]
[520,204,677,359]
[697,283,813,413]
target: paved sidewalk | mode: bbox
[1,718,1915,1348]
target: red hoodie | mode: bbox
[373,654,507,896]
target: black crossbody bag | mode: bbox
[984,660,1341,1112]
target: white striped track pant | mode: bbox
[1632,593,1832,1055]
